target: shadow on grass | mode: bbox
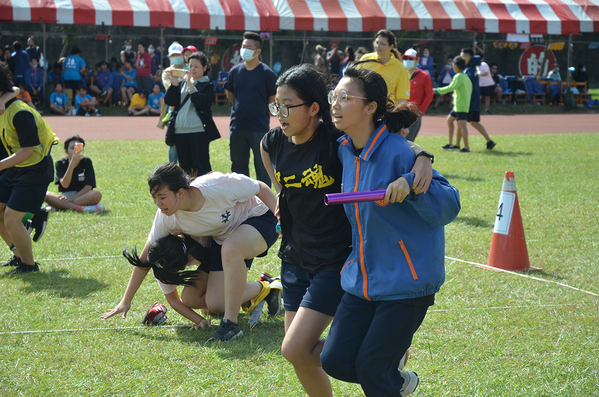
[4,269,108,298]
[442,173,485,182]
[453,216,493,228]
[483,150,533,157]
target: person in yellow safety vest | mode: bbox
[0,61,59,273]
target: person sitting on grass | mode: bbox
[435,56,472,152]
[128,89,150,116]
[75,85,102,116]
[147,84,164,116]
[44,135,104,213]
[49,83,75,115]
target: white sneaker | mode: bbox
[71,108,77,116]
[399,370,419,396]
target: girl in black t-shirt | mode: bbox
[44,135,104,213]
[260,64,433,397]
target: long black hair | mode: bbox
[342,62,420,133]
[148,162,190,196]
[123,234,212,286]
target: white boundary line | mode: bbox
[0,325,190,336]
[446,256,599,297]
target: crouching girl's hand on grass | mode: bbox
[191,317,211,330]
[101,300,131,320]
[384,177,410,203]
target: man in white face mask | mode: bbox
[401,48,433,142]
[224,31,277,187]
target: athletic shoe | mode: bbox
[441,144,459,150]
[459,148,471,153]
[100,90,107,98]
[24,220,34,234]
[264,279,283,317]
[242,280,271,313]
[31,207,50,243]
[398,349,410,370]
[206,318,243,342]
[95,109,103,117]
[484,109,492,115]
[2,255,21,267]
[85,110,91,117]
[248,300,265,327]
[14,262,40,274]
[83,204,105,213]
[399,370,419,396]
[486,140,497,150]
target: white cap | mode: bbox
[402,48,418,60]
[168,42,183,56]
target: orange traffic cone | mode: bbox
[486,171,541,271]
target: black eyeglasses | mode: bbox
[268,102,307,117]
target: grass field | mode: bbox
[1,132,598,396]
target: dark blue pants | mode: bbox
[321,292,429,397]
[229,130,271,187]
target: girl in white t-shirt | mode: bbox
[101,163,280,341]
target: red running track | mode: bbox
[45,114,599,142]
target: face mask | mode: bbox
[148,48,155,54]
[126,46,132,50]
[170,56,184,66]
[582,67,586,72]
[403,59,415,69]
[240,48,256,62]
[31,63,38,68]
[423,53,429,57]
[555,68,560,72]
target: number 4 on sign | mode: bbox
[493,192,516,235]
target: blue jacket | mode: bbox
[465,55,481,111]
[337,123,461,301]
[25,66,43,89]
[11,50,30,82]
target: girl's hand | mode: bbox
[58,195,69,202]
[191,317,211,330]
[101,300,131,320]
[384,177,410,203]
[182,70,192,86]
[411,156,433,195]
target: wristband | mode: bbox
[415,150,434,164]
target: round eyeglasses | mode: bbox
[268,102,307,117]
[328,90,369,106]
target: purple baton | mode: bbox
[324,189,387,205]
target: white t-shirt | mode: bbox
[478,62,495,88]
[148,172,268,294]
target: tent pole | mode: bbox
[567,33,573,88]
[300,31,307,64]
[270,31,273,68]
[106,25,110,62]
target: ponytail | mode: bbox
[382,102,421,133]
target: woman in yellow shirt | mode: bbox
[357,30,410,105]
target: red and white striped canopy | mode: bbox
[1,0,598,35]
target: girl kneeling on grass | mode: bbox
[260,64,434,397]
[101,163,281,341]
[319,63,461,396]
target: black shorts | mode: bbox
[281,261,345,316]
[480,85,495,97]
[208,210,278,272]
[64,80,81,91]
[449,110,468,121]
[467,110,481,123]
[0,157,53,213]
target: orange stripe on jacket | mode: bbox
[363,124,386,160]
[353,158,370,300]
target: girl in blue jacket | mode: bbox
[320,63,461,397]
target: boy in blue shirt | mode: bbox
[49,83,75,115]
[63,47,86,91]
[75,86,101,117]
[147,84,164,115]
[25,57,43,104]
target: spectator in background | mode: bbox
[120,59,137,106]
[354,46,368,62]
[135,43,153,94]
[402,49,433,141]
[110,57,118,73]
[434,56,455,109]
[314,45,327,74]
[26,36,42,64]
[147,84,164,116]
[63,47,86,92]
[49,83,75,115]
[120,39,136,64]
[418,47,435,79]
[326,42,344,75]
[47,63,63,92]
[0,47,3,64]
[149,44,162,88]
[490,63,503,103]
[111,62,125,105]
[90,61,114,106]
[45,135,104,213]
[3,45,15,75]
[25,57,43,104]
[573,64,588,87]
[128,89,150,116]
[11,41,30,84]
[358,29,410,105]
[75,85,101,116]
[182,46,197,66]
[225,31,277,186]
[339,45,355,76]
[547,63,561,81]
[16,82,36,110]
[478,57,495,114]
